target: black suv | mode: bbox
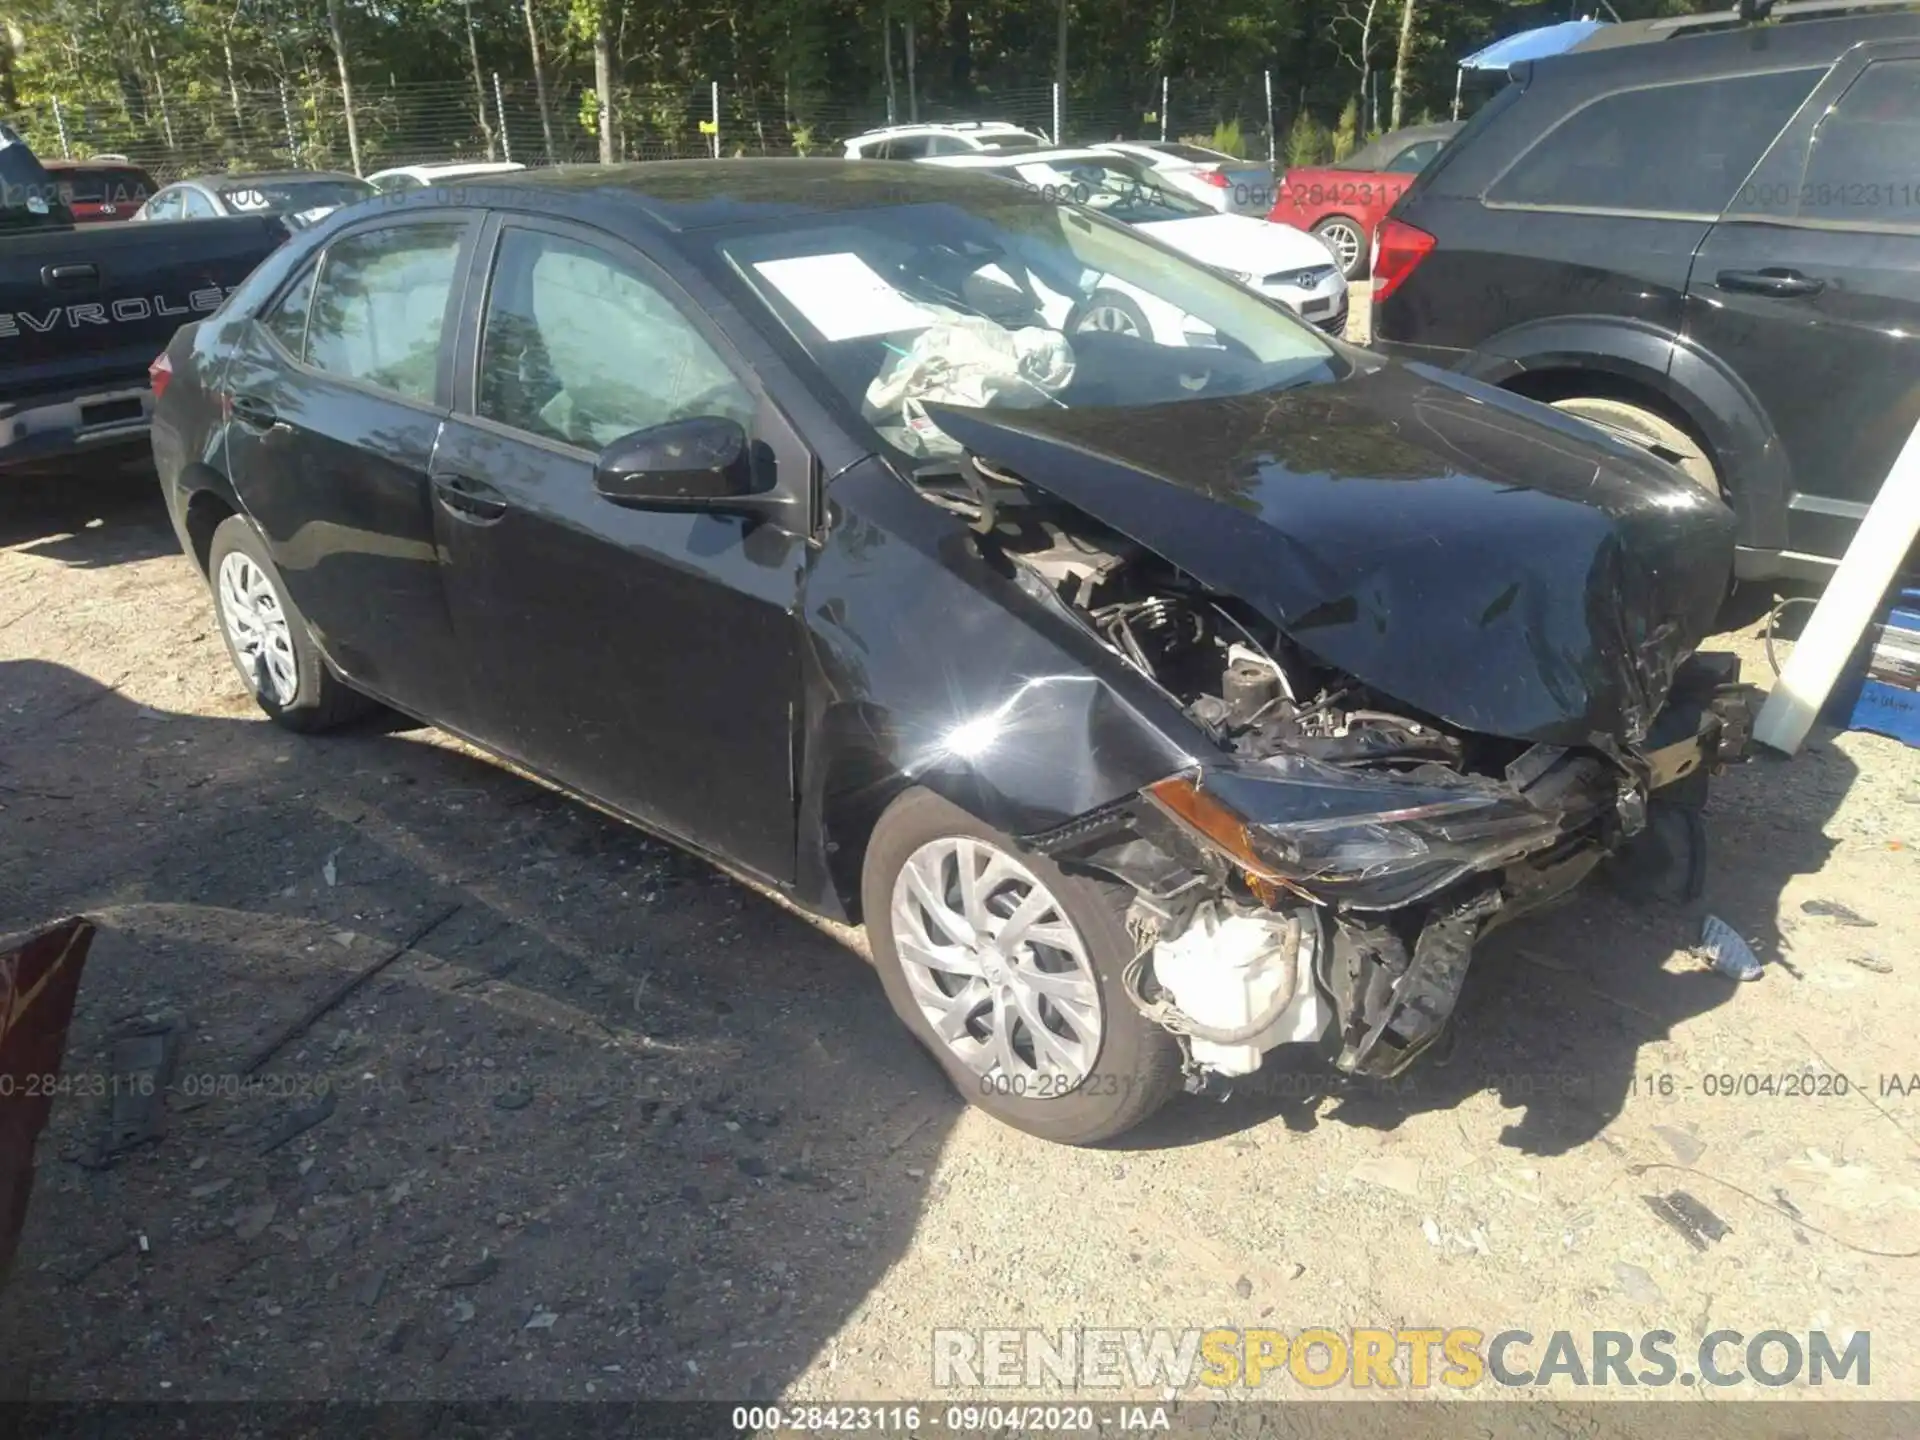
[1372,0,1920,582]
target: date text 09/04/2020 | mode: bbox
[730,1406,1168,1433]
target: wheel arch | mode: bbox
[799,705,917,927]
[795,687,1191,928]
[178,462,242,576]
[1458,317,1792,553]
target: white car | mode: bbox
[366,160,526,193]
[131,170,376,229]
[1098,140,1278,217]
[918,149,1348,336]
[842,121,1051,161]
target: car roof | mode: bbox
[366,158,1057,232]
[919,148,1124,169]
[1106,139,1223,152]
[1331,121,1464,171]
[847,121,1039,140]
[1528,5,1919,80]
[1569,0,1920,51]
[175,170,366,189]
[44,158,152,173]
[371,161,526,179]
[1377,121,1464,145]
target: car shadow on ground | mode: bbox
[0,459,178,571]
[1,488,1865,1397]
[0,656,961,1401]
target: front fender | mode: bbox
[790,458,1202,921]
[1457,315,1790,551]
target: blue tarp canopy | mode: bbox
[1458,18,1610,72]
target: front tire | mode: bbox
[862,788,1180,1146]
[1549,396,1722,498]
[207,514,373,733]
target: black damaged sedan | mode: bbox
[152,161,1756,1145]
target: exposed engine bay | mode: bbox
[915,452,1757,1090]
[930,455,1518,777]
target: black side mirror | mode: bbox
[592,415,783,517]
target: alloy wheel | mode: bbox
[1316,219,1363,275]
[1076,303,1144,338]
[889,836,1104,1089]
[216,550,298,707]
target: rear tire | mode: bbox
[1312,215,1368,280]
[207,514,374,733]
[1549,396,1722,498]
[862,788,1180,1146]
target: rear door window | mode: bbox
[262,265,317,357]
[1488,68,1823,215]
[1386,139,1443,174]
[1796,58,1920,224]
[303,223,465,404]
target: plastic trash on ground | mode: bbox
[1699,913,1763,982]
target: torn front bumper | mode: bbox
[1029,655,1760,1085]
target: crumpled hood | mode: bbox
[928,363,1737,748]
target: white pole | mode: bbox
[281,82,299,165]
[1452,67,1465,121]
[1264,69,1276,167]
[1159,76,1169,143]
[51,97,71,158]
[1753,417,1920,755]
[1051,81,1062,146]
[493,73,512,163]
[710,80,720,159]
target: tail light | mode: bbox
[1200,168,1231,189]
[148,350,174,402]
[1371,217,1436,305]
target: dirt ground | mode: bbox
[3,377,1919,1414]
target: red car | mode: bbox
[43,158,155,224]
[1267,121,1461,279]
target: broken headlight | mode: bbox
[1145,758,1568,911]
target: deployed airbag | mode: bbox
[866,307,1076,458]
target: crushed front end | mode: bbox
[955,471,1763,1088]
[1029,655,1754,1084]
[916,382,1762,1090]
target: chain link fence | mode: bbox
[1,70,1303,182]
